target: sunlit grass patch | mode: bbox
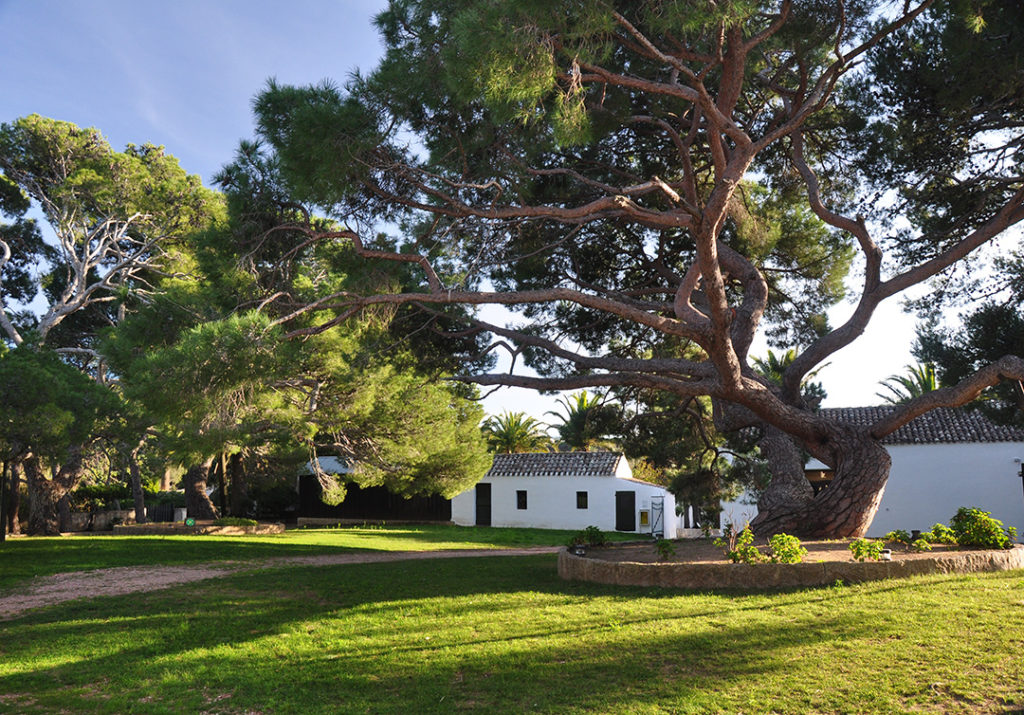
[0,523,632,591]
[1,556,1023,713]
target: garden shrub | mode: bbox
[884,529,911,548]
[568,525,608,548]
[582,525,608,546]
[148,490,187,508]
[767,533,807,563]
[949,507,1017,549]
[714,522,738,553]
[212,517,258,527]
[69,483,139,511]
[849,538,885,562]
[926,522,958,545]
[655,538,676,561]
[911,538,932,552]
[715,524,763,563]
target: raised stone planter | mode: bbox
[558,544,1024,590]
[69,509,137,532]
[113,521,286,536]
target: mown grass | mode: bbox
[1,549,1023,713]
[0,524,634,591]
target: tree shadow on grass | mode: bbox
[0,524,600,591]
[1,556,1019,713]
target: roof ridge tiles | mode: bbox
[820,405,1024,444]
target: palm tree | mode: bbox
[480,411,553,454]
[753,349,827,407]
[876,363,939,404]
[546,390,620,451]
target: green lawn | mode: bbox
[1,530,1023,713]
[0,524,634,592]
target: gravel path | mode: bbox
[0,546,560,620]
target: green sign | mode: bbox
[184,517,196,527]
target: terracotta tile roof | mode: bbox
[486,451,624,477]
[821,406,1024,445]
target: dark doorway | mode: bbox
[475,483,492,526]
[615,490,636,531]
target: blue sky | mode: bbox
[0,0,916,412]
[0,0,387,186]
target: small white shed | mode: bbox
[451,452,677,538]
[722,406,1024,537]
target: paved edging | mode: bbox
[557,544,1024,590]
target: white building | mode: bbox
[721,406,1024,537]
[451,452,677,538]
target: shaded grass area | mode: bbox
[2,554,1023,713]
[0,524,634,592]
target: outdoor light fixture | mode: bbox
[1016,459,1024,499]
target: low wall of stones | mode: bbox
[68,510,136,532]
[558,545,1024,590]
[112,522,285,536]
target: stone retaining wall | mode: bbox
[69,510,136,532]
[558,544,1024,590]
[112,522,285,536]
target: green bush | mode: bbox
[655,538,676,561]
[911,538,932,552]
[767,533,807,563]
[212,517,259,527]
[568,525,608,548]
[715,525,763,564]
[884,529,911,548]
[249,481,297,520]
[849,538,885,562]
[949,507,1017,549]
[582,525,608,546]
[69,483,136,511]
[925,522,958,545]
[148,491,187,508]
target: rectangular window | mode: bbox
[576,491,588,509]
[516,490,527,510]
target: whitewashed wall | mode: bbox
[722,442,1024,538]
[717,492,759,531]
[452,475,677,538]
[868,442,1024,537]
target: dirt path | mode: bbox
[0,547,560,621]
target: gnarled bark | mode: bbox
[751,429,891,538]
[228,453,247,517]
[7,462,21,535]
[129,452,147,525]
[748,424,814,532]
[25,452,86,536]
[183,460,218,520]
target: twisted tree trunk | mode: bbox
[129,451,147,525]
[751,430,891,538]
[228,453,247,517]
[8,462,22,535]
[183,459,218,520]
[749,424,814,529]
[25,452,86,536]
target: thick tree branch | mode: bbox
[870,355,1024,439]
